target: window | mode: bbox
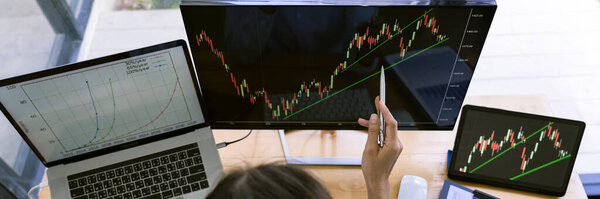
[0,0,92,198]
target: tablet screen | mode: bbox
[449,105,585,195]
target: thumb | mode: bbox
[368,113,380,135]
[364,114,380,151]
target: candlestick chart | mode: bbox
[454,110,582,187]
[458,122,571,178]
[193,9,448,120]
[181,6,496,129]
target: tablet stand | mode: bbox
[278,129,362,166]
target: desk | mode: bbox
[39,95,588,198]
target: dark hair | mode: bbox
[207,164,332,199]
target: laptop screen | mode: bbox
[0,43,206,163]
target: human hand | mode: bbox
[358,96,403,199]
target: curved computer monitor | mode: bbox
[180,0,496,130]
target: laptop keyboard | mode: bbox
[67,143,209,199]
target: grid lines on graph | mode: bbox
[20,52,192,152]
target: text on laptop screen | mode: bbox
[0,46,205,163]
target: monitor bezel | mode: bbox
[181,0,498,6]
[0,40,210,167]
[448,105,586,196]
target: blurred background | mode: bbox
[0,0,598,198]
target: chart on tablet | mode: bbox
[458,121,575,181]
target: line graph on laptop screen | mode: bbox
[0,46,206,163]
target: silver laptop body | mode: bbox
[0,40,224,199]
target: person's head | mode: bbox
[207,164,332,199]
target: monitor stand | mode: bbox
[278,129,362,166]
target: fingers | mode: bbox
[368,113,380,135]
[361,96,381,128]
[358,118,369,127]
[377,99,398,142]
[377,99,394,125]
[364,114,380,152]
[358,96,400,153]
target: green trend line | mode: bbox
[341,8,434,73]
[90,78,117,145]
[510,154,571,180]
[283,37,449,120]
[469,122,555,173]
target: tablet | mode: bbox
[448,105,586,196]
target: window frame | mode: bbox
[0,0,94,198]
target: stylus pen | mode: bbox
[378,66,386,148]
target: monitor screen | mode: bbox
[181,2,496,129]
[0,44,206,163]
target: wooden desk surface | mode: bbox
[39,95,587,198]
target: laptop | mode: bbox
[0,40,224,199]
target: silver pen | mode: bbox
[378,66,386,148]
